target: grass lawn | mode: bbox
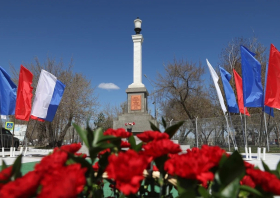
[0,161,39,176]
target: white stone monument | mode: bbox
[113,17,158,134]
[128,18,145,88]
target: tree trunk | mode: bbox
[47,122,55,148]
[72,127,75,143]
[57,115,73,146]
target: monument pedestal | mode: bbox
[113,87,158,134]
[113,113,158,135]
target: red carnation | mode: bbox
[0,166,12,189]
[98,148,110,158]
[199,145,227,166]
[136,131,169,142]
[38,164,87,198]
[106,150,150,195]
[93,162,99,172]
[57,143,82,153]
[121,141,131,148]
[75,153,87,158]
[0,171,42,198]
[153,165,159,172]
[240,175,255,188]
[164,145,226,187]
[246,168,280,195]
[35,150,68,173]
[142,139,182,158]
[104,128,132,138]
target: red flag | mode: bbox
[15,65,33,121]
[30,115,45,122]
[265,44,280,108]
[233,69,250,116]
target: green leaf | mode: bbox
[92,189,103,198]
[154,154,168,174]
[95,142,116,150]
[150,121,161,132]
[135,142,143,152]
[11,155,22,179]
[270,170,280,178]
[219,151,245,186]
[262,160,272,173]
[1,160,7,171]
[86,125,95,149]
[211,172,221,193]
[73,123,89,147]
[67,153,93,170]
[96,152,110,178]
[119,194,125,198]
[128,135,136,150]
[162,117,167,129]
[96,135,120,145]
[90,142,116,157]
[198,186,210,198]
[218,154,228,168]
[92,128,104,147]
[277,160,280,176]
[220,177,240,198]
[176,177,197,198]
[239,185,263,197]
[164,121,184,139]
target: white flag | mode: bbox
[31,70,57,118]
[206,59,227,114]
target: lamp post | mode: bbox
[144,74,157,120]
[134,17,142,34]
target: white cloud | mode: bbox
[98,83,120,90]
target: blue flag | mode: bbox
[263,63,274,117]
[241,46,264,107]
[219,66,239,113]
[44,80,65,122]
[0,66,17,115]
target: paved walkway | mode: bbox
[0,149,51,166]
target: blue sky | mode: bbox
[1,0,280,114]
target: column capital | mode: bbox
[132,34,144,43]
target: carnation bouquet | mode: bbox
[0,118,279,198]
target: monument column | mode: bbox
[113,17,158,134]
[129,18,144,88]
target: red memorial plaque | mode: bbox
[131,95,141,110]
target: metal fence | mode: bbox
[167,113,280,151]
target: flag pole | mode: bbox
[12,116,15,148]
[258,111,265,148]
[243,108,247,148]
[224,113,237,150]
[0,102,4,152]
[239,113,246,147]
[28,121,37,146]
[225,114,231,151]
[23,120,31,149]
[0,116,3,151]
[264,109,272,152]
[263,113,269,152]
[229,113,237,148]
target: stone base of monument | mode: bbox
[113,113,158,134]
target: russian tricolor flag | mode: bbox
[31,70,65,122]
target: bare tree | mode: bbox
[155,58,221,143]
